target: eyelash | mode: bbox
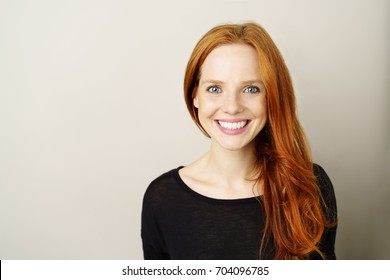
[206,85,261,94]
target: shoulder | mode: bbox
[313,163,337,220]
[143,167,182,206]
[313,164,334,198]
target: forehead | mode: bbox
[200,43,260,81]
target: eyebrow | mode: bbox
[199,79,263,86]
[199,79,225,86]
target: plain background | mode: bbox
[0,0,389,259]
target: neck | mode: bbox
[204,141,258,185]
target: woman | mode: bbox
[141,22,337,260]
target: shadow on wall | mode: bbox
[367,66,390,260]
[374,80,390,259]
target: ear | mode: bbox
[193,96,199,108]
[193,88,199,108]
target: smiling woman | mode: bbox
[193,44,267,151]
[141,22,337,260]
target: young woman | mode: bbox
[141,22,337,260]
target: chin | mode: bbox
[215,139,253,152]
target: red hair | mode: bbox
[184,22,333,259]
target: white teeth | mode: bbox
[218,121,247,130]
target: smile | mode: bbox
[217,120,248,130]
[215,119,250,135]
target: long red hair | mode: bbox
[184,22,332,259]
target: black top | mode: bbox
[141,164,337,260]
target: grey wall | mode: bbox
[0,0,389,259]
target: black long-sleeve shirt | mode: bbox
[141,164,337,259]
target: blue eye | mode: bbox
[207,86,222,93]
[244,86,260,94]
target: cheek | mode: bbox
[250,97,267,118]
[197,98,219,118]
[261,104,268,118]
[259,97,268,117]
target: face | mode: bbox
[194,43,267,151]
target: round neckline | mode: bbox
[173,166,262,205]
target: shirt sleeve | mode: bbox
[313,164,338,260]
[141,183,170,260]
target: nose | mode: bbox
[222,92,244,115]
